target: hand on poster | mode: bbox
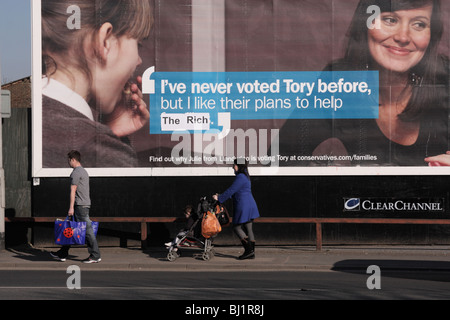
[106,76,150,137]
[425,151,450,166]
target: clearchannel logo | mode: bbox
[343,197,444,212]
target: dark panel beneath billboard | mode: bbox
[30,176,450,246]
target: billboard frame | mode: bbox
[31,0,450,177]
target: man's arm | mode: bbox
[68,184,77,216]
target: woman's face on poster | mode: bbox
[367,5,433,74]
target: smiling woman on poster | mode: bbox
[307,0,449,166]
[41,0,152,168]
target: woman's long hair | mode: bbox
[342,0,447,122]
[234,158,250,179]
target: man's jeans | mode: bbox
[57,206,101,260]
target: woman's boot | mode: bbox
[239,238,255,260]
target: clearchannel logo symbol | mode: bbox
[344,198,361,211]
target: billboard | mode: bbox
[32,0,450,177]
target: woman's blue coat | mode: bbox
[218,173,260,224]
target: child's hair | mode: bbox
[42,0,152,81]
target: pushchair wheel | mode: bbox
[202,251,213,261]
[167,251,179,262]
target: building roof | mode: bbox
[1,76,31,108]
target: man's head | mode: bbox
[67,150,82,168]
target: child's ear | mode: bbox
[95,22,114,63]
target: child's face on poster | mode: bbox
[92,35,143,114]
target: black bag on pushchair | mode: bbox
[216,204,230,227]
[197,196,230,227]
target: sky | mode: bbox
[0,0,31,84]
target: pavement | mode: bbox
[1,244,450,272]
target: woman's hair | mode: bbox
[234,158,250,178]
[341,0,448,121]
[42,0,152,81]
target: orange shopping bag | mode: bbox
[201,211,222,238]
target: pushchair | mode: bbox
[166,196,229,262]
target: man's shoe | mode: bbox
[50,252,67,262]
[82,257,101,264]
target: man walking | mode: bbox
[51,150,101,263]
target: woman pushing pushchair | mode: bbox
[214,158,260,260]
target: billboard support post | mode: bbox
[0,60,5,251]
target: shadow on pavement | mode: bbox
[6,245,54,262]
[147,246,237,262]
[332,259,450,282]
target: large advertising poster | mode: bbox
[32,0,450,177]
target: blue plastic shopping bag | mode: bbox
[91,221,99,237]
[54,217,86,245]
